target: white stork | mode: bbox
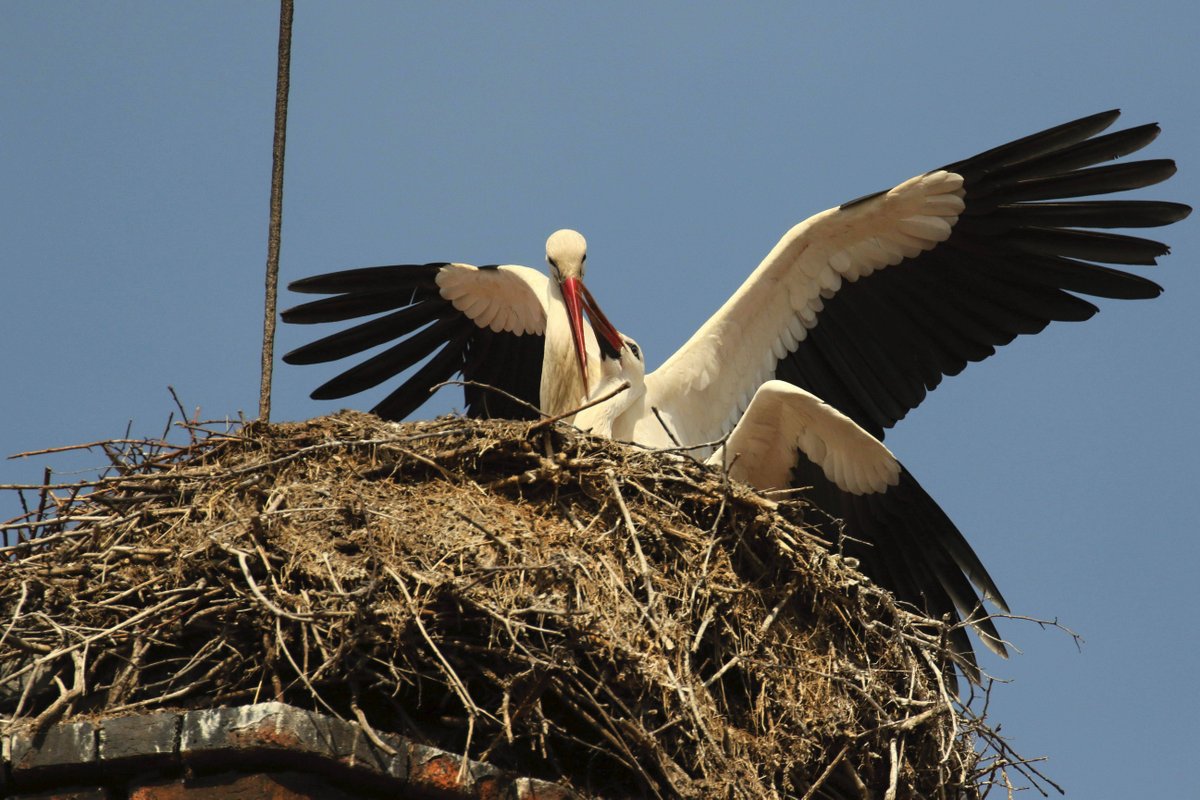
[566,109,1188,678]
[283,229,623,420]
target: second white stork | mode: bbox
[565,109,1188,679]
[577,333,1007,681]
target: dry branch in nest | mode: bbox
[0,411,1041,798]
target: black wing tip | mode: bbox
[1163,201,1193,223]
[1152,158,1179,180]
[283,343,343,365]
[1128,120,1162,141]
[279,300,374,325]
[309,375,393,401]
[286,277,325,294]
[286,273,367,294]
[1123,276,1164,299]
[1070,107,1122,131]
[1041,108,1123,139]
[279,305,314,324]
[310,386,347,401]
[286,262,452,295]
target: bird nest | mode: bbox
[0,411,1038,798]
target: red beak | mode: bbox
[560,276,592,392]
[580,283,624,360]
[561,278,625,395]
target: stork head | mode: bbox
[603,334,646,392]
[545,229,588,281]
[575,332,646,436]
[545,229,622,389]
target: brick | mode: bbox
[2,707,564,800]
[9,721,97,774]
[181,703,299,755]
[408,748,465,796]
[515,778,582,800]
[8,788,110,800]
[475,771,517,800]
[314,713,408,782]
[409,743,513,799]
[127,777,184,800]
[129,771,360,800]
[98,712,181,764]
[180,703,405,782]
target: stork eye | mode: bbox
[627,341,641,360]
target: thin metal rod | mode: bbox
[259,0,294,421]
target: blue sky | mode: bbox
[3,4,1196,796]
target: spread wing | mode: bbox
[710,381,1007,683]
[282,263,548,420]
[646,109,1190,444]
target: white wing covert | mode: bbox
[710,381,901,495]
[648,171,964,447]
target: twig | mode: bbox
[351,702,398,756]
[8,440,163,460]
[703,579,799,688]
[33,467,52,543]
[800,744,850,800]
[0,581,31,652]
[211,537,317,623]
[0,515,111,533]
[527,380,630,433]
[384,565,481,720]
[0,595,183,689]
[432,379,545,419]
[29,649,88,735]
[650,406,681,447]
[883,737,900,800]
[381,444,459,483]
[273,617,340,718]
[863,704,947,736]
[604,470,657,611]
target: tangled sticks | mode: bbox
[0,412,1043,798]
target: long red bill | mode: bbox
[580,283,624,360]
[560,276,592,392]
